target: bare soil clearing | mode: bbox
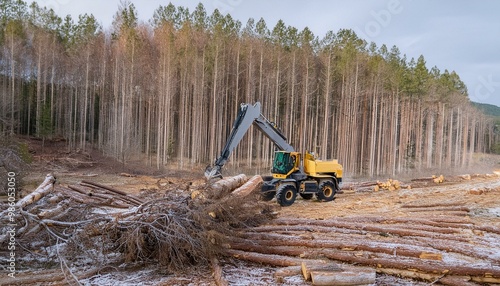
[2,139,500,285]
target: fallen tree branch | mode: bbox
[16,174,55,209]
[0,267,102,285]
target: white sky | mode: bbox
[35,0,500,107]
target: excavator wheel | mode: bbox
[261,177,276,201]
[276,184,297,207]
[316,179,337,202]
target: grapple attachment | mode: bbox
[204,165,222,180]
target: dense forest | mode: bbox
[0,0,499,176]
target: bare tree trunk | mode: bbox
[10,32,15,135]
[210,44,220,164]
[36,46,42,137]
[82,50,90,151]
[321,53,331,158]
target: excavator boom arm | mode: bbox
[205,102,294,179]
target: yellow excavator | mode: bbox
[205,102,343,207]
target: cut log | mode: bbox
[274,259,343,278]
[66,185,130,208]
[231,175,263,198]
[376,268,440,281]
[311,267,376,286]
[411,176,435,182]
[402,206,470,213]
[16,174,55,209]
[318,248,500,278]
[355,186,377,193]
[230,235,426,260]
[120,172,136,177]
[301,261,342,281]
[212,174,248,191]
[274,266,302,278]
[37,203,68,219]
[341,181,379,189]
[410,175,444,185]
[210,174,248,199]
[80,180,143,205]
[211,257,228,286]
[439,276,477,286]
[80,180,128,196]
[229,241,309,257]
[419,252,443,261]
[459,174,472,180]
[401,201,464,208]
[225,249,302,267]
[433,175,445,183]
[377,179,402,191]
[471,275,500,284]
[0,267,101,285]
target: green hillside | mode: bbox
[473,102,500,117]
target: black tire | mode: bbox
[261,180,276,201]
[276,184,297,207]
[316,180,337,202]
[299,193,314,200]
[261,191,276,201]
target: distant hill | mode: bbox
[473,102,500,117]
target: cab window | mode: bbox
[272,152,295,175]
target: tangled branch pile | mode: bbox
[0,174,275,275]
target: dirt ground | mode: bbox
[4,138,500,285]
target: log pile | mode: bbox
[342,179,409,193]
[410,174,445,188]
[342,173,494,193]
[226,213,500,285]
[375,179,404,191]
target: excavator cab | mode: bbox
[271,151,299,178]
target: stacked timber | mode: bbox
[376,179,403,191]
[226,214,500,285]
[342,174,454,193]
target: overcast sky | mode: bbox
[36,0,500,107]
